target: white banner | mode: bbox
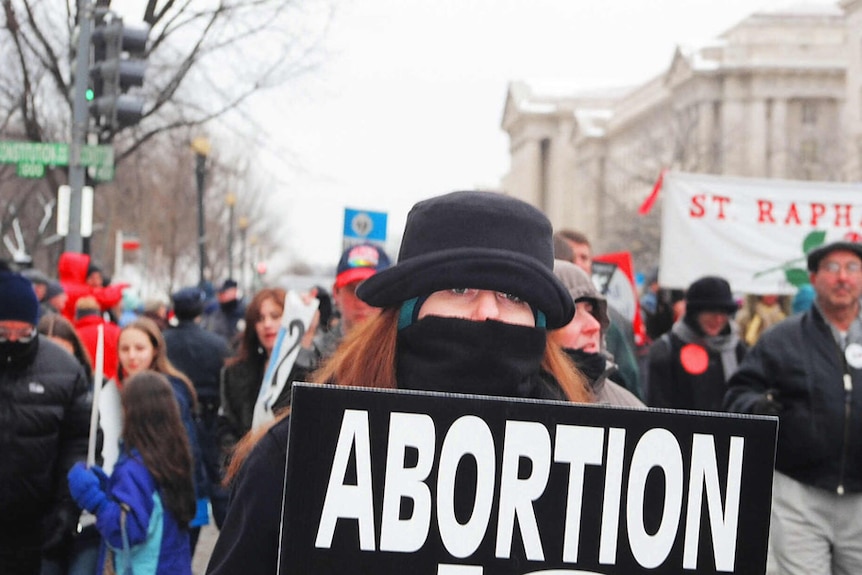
[659,172,862,294]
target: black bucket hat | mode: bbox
[355,191,575,328]
[685,276,738,315]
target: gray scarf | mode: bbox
[671,320,740,381]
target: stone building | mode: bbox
[501,3,850,268]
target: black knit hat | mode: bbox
[685,276,738,314]
[172,286,205,320]
[807,241,862,272]
[356,191,575,328]
[0,271,39,325]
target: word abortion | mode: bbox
[314,410,744,572]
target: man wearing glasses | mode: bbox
[725,240,862,575]
[0,269,91,575]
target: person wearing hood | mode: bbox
[56,252,127,322]
[646,275,747,411]
[550,260,644,408]
[206,190,593,575]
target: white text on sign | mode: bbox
[314,410,744,572]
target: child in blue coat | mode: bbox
[68,370,196,575]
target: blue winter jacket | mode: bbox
[96,452,191,575]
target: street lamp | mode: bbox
[191,136,210,286]
[249,234,259,292]
[225,192,236,281]
[238,215,249,293]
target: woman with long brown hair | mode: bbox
[214,287,318,527]
[116,318,210,551]
[36,313,99,575]
[68,370,195,574]
[218,288,288,458]
[207,191,594,575]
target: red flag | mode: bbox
[638,169,666,215]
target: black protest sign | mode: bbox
[280,384,777,575]
[591,260,617,296]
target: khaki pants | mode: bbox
[771,471,862,575]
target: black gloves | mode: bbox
[751,389,782,416]
[42,503,76,559]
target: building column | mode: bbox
[769,99,788,178]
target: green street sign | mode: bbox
[17,163,45,178]
[91,164,115,182]
[0,141,68,165]
[80,144,114,168]
[0,140,114,180]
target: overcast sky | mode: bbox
[239,0,841,273]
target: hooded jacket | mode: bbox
[57,252,127,321]
[552,260,644,408]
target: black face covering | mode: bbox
[562,348,606,384]
[220,299,239,313]
[396,315,560,400]
[0,336,39,369]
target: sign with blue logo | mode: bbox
[343,208,387,249]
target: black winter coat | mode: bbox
[164,321,231,404]
[647,329,746,412]
[0,337,90,553]
[724,306,862,494]
[217,357,310,461]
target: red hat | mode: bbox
[335,244,391,288]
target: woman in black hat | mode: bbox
[646,275,747,412]
[206,191,593,575]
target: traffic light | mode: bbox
[90,10,150,134]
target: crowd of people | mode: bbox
[0,189,857,575]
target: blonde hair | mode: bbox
[75,295,101,312]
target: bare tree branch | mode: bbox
[0,0,333,277]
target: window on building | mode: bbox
[802,101,817,125]
[801,139,818,163]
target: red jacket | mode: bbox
[58,252,128,322]
[74,314,122,381]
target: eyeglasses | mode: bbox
[819,261,862,275]
[0,325,37,343]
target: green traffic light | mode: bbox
[85,88,95,101]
